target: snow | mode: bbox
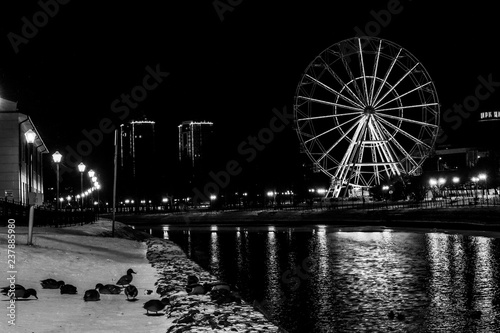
[0,220,166,333]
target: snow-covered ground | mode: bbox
[0,219,282,333]
[0,220,165,333]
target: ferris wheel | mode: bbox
[294,37,440,198]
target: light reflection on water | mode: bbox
[159,226,500,333]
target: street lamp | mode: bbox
[24,129,37,204]
[78,163,86,208]
[88,169,95,207]
[479,173,487,202]
[52,151,62,211]
[452,177,460,197]
[471,177,479,201]
[210,194,217,210]
[382,185,389,208]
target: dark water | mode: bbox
[144,225,500,332]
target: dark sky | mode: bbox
[1,1,499,198]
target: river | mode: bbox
[142,225,500,332]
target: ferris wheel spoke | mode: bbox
[298,111,364,122]
[374,119,421,170]
[303,74,363,109]
[372,63,420,108]
[368,119,398,175]
[371,48,402,106]
[317,117,365,163]
[374,115,431,149]
[375,102,438,113]
[339,52,367,105]
[297,96,364,113]
[369,39,382,105]
[319,58,366,108]
[376,113,438,128]
[304,114,363,144]
[334,118,368,181]
[358,38,370,103]
[375,81,433,110]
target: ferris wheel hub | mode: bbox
[363,106,376,115]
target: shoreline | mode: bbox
[109,206,500,234]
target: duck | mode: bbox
[187,275,199,285]
[125,285,138,300]
[9,288,38,300]
[95,283,122,294]
[1,284,25,295]
[116,269,136,286]
[83,289,100,301]
[41,279,65,289]
[210,281,231,291]
[185,283,206,295]
[143,298,170,315]
[60,284,78,295]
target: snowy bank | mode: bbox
[145,238,283,333]
[0,220,163,333]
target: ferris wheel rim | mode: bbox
[293,36,440,196]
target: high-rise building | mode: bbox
[119,117,156,204]
[178,121,213,167]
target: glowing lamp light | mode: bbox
[382,185,390,191]
[78,162,86,173]
[162,198,168,203]
[210,195,217,200]
[429,179,437,186]
[316,188,327,195]
[24,129,37,144]
[479,174,487,180]
[88,169,95,178]
[52,151,62,163]
[452,177,460,183]
[471,177,479,182]
[438,178,446,185]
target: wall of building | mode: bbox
[0,112,20,201]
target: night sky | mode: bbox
[1,1,499,199]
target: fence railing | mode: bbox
[0,198,96,227]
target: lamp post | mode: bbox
[382,185,389,208]
[471,177,479,203]
[24,129,37,205]
[95,182,101,217]
[210,195,217,211]
[52,151,62,212]
[78,163,86,209]
[452,177,460,198]
[479,173,487,205]
[88,169,95,208]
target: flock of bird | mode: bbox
[1,268,170,315]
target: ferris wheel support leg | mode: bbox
[326,178,342,198]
